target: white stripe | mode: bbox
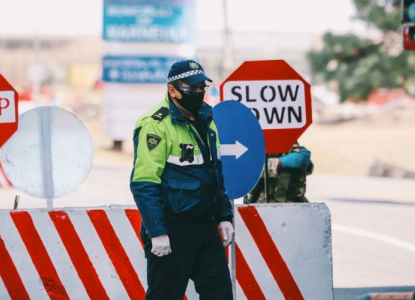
[0,212,48,299]
[236,281,248,300]
[67,210,129,300]
[168,69,204,82]
[235,210,283,299]
[0,274,12,300]
[333,223,415,253]
[30,211,89,300]
[167,154,204,166]
[185,281,199,299]
[106,210,148,289]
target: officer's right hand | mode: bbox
[280,152,304,168]
[151,234,172,257]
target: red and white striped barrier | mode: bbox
[235,204,333,300]
[0,161,12,187]
[0,204,333,300]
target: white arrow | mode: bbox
[220,140,248,159]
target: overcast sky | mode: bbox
[0,0,367,36]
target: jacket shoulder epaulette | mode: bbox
[151,106,169,121]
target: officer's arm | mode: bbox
[130,120,168,238]
[215,148,233,223]
[217,180,233,223]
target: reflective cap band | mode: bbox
[167,70,205,83]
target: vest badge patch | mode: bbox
[179,143,195,163]
[147,134,161,150]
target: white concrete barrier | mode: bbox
[0,204,333,299]
[235,204,334,300]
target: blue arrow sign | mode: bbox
[213,101,265,199]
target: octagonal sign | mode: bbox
[0,74,18,148]
[220,60,312,153]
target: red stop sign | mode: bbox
[0,74,19,148]
[220,60,312,153]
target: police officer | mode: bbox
[130,60,234,300]
[248,142,313,203]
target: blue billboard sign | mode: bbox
[103,0,196,43]
[102,56,185,84]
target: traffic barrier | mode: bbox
[0,204,333,299]
[0,161,12,187]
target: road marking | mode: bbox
[333,224,415,253]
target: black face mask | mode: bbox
[175,89,205,113]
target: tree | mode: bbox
[307,0,415,102]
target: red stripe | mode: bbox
[235,243,266,300]
[238,206,304,300]
[0,235,30,300]
[10,211,69,300]
[124,209,189,300]
[0,163,12,186]
[87,210,146,299]
[125,209,144,248]
[49,211,110,300]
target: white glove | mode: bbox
[219,221,234,248]
[151,234,172,257]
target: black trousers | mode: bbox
[140,219,233,300]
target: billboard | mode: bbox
[103,0,197,43]
[102,56,186,84]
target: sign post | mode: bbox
[213,100,265,300]
[1,107,94,209]
[220,60,312,153]
[101,0,197,147]
[0,74,18,148]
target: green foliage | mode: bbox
[307,0,415,102]
[353,0,401,32]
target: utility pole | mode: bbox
[222,0,234,79]
[33,33,41,105]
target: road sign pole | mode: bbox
[40,108,54,209]
[230,200,236,300]
[264,156,269,203]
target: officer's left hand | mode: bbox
[219,221,234,247]
[151,234,172,257]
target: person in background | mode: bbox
[248,142,313,203]
[130,59,233,300]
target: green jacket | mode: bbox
[130,94,233,238]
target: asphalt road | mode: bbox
[307,176,415,299]
[1,164,415,299]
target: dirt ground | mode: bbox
[85,106,415,178]
[300,107,415,177]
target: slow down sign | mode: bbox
[220,60,312,153]
[222,80,306,130]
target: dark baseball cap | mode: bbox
[167,60,212,86]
